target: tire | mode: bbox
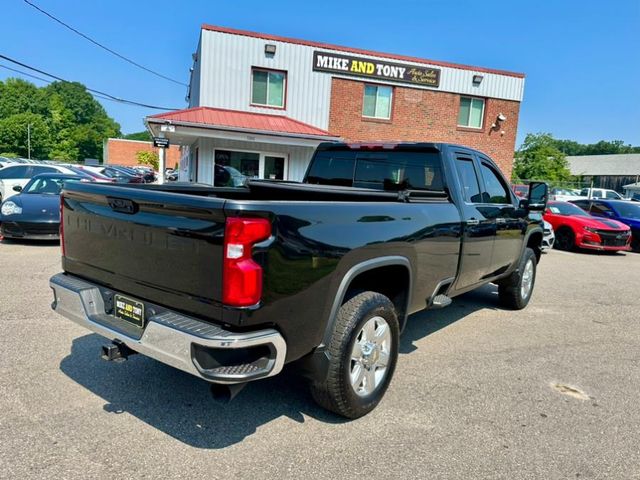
[310,291,399,419]
[631,236,640,253]
[554,227,575,251]
[498,247,537,310]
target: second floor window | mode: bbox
[458,97,485,128]
[363,85,392,119]
[252,69,286,108]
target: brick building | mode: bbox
[146,25,524,183]
[103,138,181,169]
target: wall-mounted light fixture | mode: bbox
[491,113,507,135]
[472,74,483,86]
[265,44,277,55]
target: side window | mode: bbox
[591,202,613,216]
[0,166,30,179]
[479,162,511,204]
[454,157,482,203]
[605,190,620,199]
[31,166,55,176]
[573,200,589,211]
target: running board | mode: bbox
[431,294,452,309]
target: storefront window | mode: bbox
[362,85,392,119]
[215,150,259,180]
[214,150,287,184]
[458,97,485,128]
[252,69,286,108]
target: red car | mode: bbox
[543,201,631,251]
[512,184,529,199]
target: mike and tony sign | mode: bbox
[313,51,440,87]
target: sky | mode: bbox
[1,0,638,146]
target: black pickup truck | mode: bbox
[50,142,547,418]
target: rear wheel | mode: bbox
[498,247,537,310]
[554,227,575,251]
[310,291,399,419]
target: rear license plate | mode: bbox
[114,294,145,328]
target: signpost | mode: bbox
[153,137,170,148]
[154,136,169,184]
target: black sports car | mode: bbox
[0,173,88,240]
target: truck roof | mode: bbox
[316,141,442,151]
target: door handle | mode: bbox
[467,219,480,226]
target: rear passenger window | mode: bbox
[0,166,30,179]
[307,150,444,191]
[454,157,482,203]
[306,153,355,187]
[480,163,511,204]
[354,152,443,191]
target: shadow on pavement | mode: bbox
[59,283,499,448]
[401,283,499,354]
[0,238,59,247]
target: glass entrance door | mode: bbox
[264,156,286,180]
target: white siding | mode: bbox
[199,30,333,130]
[197,29,525,131]
[188,37,202,108]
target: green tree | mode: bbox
[513,133,571,182]
[538,137,640,156]
[42,81,120,161]
[123,131,152,141]
[136,150,159,170]
[0,112,51,158]
[0,78,48,118]
[0,78,121,161]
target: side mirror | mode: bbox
[527,182,548,211]
[12,185,22,192]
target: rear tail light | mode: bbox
[60,195,65,256]
[222,217,271,307]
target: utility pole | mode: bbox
[27,123,32,160]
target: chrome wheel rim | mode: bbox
[520,259,534,299]
[349,316,391,397]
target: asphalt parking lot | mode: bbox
[1,242,639,480]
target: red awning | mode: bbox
[148,106,335,138]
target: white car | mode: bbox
[0,164,76,202]
[0,159,18,169]
[579,188,624,200]
[542,220,555,252]
[549,188,586,202]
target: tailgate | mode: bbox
[61,183,227,320]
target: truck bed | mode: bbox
[60,179,461,359]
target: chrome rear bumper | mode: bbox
[49,273,286,384]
